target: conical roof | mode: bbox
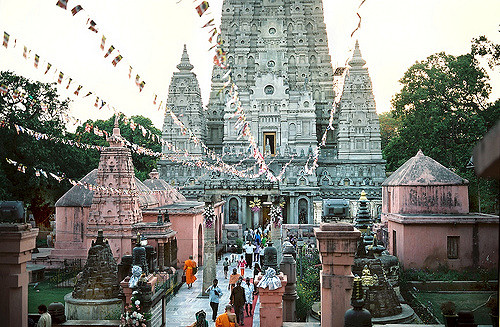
[382,150,468,186]
[176,44,194,71]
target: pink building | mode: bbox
[51,126,222,268]
[382,150,499,270]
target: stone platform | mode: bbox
[64,294,121,320]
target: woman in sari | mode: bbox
[184,255,197,289]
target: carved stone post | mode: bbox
[255,272,287,327]
[280,243,298,322]
[202,205,216,296]
[314,223,360,327]
[0,223,38,327]
[313,200,323,224]
[270,222,282,265]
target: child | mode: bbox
[223,257,230,279]
[230,246,239,264]
[238,255,246,277]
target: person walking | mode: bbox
[253,243,260,263]
[243,241,254,268]
[215,304,237,327]
[242,277,255,317]
[189,310,209,327]
[37,304,52,327]
[237,255,246,277]
[259,244,265,264]
[230,280,246,326]
[253,263,262,282]
[184,255,197,289]
[223,257,230,279]
[228,268,241,291]
[206,279,223,321]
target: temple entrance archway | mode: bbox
[197,224,203,266]
[298,198,308,224]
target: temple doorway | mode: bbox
[262,205,271,227]
[197,224,203,266]
[298,198,308,224]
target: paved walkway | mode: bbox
[165,253,260,327]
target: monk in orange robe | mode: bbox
[184,255,197,289]
[215,305,237,327]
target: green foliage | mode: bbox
[74,114,161,181]
[378,111,401,151]
[401,266,498,282]
[383,38,500,213]
[295,248,321,321]
[235,238,243,253]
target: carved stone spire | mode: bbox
[176,44,194,71]
[348,40,367,68]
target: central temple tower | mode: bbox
[159,0,386,228]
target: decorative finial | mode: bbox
[416,149,424,157]
[177,44,194,71]
[359,190,368,201]
[348,40,366,67]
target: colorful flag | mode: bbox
[55,0,68,9]
[23,46,28,59]
[44,63,52,74]
[71,5,83,16]
[74,85,82,95]
[2,32,9,48]
[84,92,92,97]
[195,1,209,16]
[57,71,64,84]
[34,54,40,68]
[139,81,145,92]
[153,94,157,105]
[0,84,7,95]
[99,100,106,109]
[104,45,114,58]
[66,78,72,89]
[94,97,99,107]
[111,54,123,67]
[208,28,218,43]
[100,35,106,50]
[135,74,140,86]
[88,20,98,33]
[128,66,133,79]
[202,18,214,28]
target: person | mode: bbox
[253,263,262,282]
[237,255,246,277]
[254,231,261,245]
[230,248,239,264]
[243,241,254,268]
[230,280,246,326]
[184,255,197,289]
[223,257,230,279]
[242,277,255,317]
[206,279,223,321]
[37,304,52,327]
[253,243,260,263]
[215,304,237,327]
[189,310,209,327]
[228,268,241,290]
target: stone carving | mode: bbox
[262,242,279,273]
[72,230,120,300]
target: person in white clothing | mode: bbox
[243,241,255,268]
[242,277,255,317]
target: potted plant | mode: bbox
[486,295,499,327]
[440,301,458,327]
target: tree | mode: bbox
[0,71,96,226]
[383,39,499,213]
[378,111,401,150]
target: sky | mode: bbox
[0,0,499,130]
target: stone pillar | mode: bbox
[270,223,282,265]
[0,223,38,327]
[280,243,297,322]
[202,220,216,296]
[253,210,259,230]
[314,223,360,327]
[313,200,323,225]
[255,272,287,327]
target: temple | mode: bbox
[158,0,385,228]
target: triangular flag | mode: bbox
[3,32,9,48]
[44,63,52,74]
[104,45,114,58]
[71,5,83,15]
[55,0,67,10]
[100,35,106,50]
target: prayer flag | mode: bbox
[88,20,98,33]
[195,1,209,16]
[71,5,83,16]
[128,66,132,79]
[94,97,99,107]
[100,35,106,50]
[104,45,114,58]
[44,63,52,74]
[66,78,72,89]
[99,100,106,109]
[208,28,218,43]
[57,71,64,84]
[34,54,40,68]
[135,74,140,86]
[23,46,28,59]
[153,94,157,105]
[0,84,7,95]
[74,85,82,95]
[84,92,92,97]
[139,81,145,92]
[2,32,9,48]
[111,54,123,66]
[55,0,68,9]
[202,18,214,28]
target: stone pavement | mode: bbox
[165,253,260,327]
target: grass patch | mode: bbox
[402,267,498,282]
[28,280,72,314]
[414,292,495,324]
